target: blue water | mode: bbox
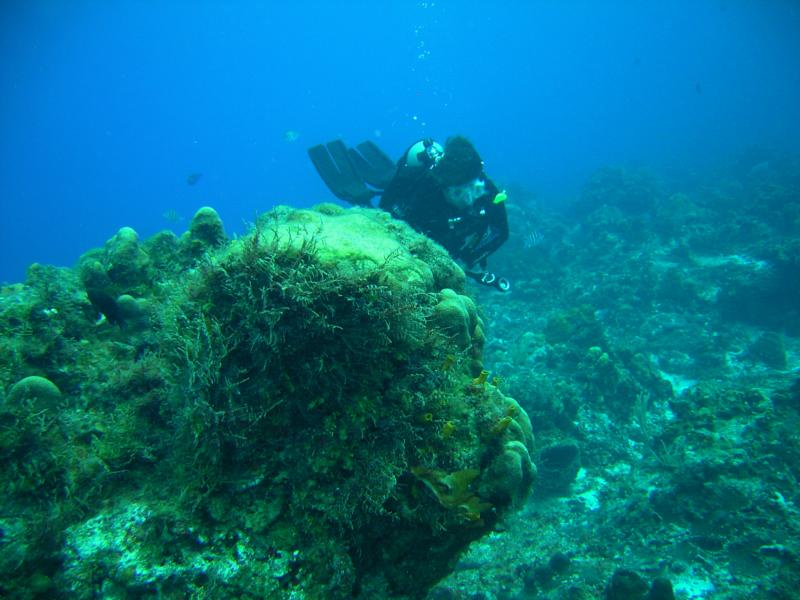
[1,1,798,284]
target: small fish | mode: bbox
[163,209,183,223]
[523,230,544,249]
[283,130,300,143]
[186,172,202,186]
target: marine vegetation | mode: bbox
[0,204,535,599]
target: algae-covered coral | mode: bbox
[0,204,534,599]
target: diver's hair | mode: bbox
[432,136,483,186]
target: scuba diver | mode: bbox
[308,136,510,291]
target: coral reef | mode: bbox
[0,204,534,599]
[3,150,799,599]
[428,151,800,599]
[572,165,664,217]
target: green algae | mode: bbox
[0,204,535,599]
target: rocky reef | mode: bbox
[430,154,800,599]
[0,204,535,599]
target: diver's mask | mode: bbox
[444,177,486,209]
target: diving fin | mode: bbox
[348,141,396,190]
[308,140,376,207]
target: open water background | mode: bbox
[1,0,799,282]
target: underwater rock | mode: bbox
[142,230,181,272]
[0,204,535,599]
[746,331,788,369]
[536,441,581,494]
[606,568,649,600]
[113,226,138,246]
[428,587,461,600]
[544,304,607,349]
[515,551,572,595]
[78,258,111,290]
[715,260,799,334]
[549,551,571,573]
[105,227,151,287]
[158,205,536,596]
[655,192,702,230]
[263,203,442,290]
[78,226,152,292]
[574,165,663,217]
[177,206,227,261]
[647,577,676,600]
[116,294,150,330]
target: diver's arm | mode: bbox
[457,177,511,291]
[458,197,508,267]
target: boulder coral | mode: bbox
[6,375,62,411]
[431,288,485,374]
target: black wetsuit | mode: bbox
[379,159,509,269]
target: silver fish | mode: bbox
[523,230,544,249]
[163,209,183,223]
